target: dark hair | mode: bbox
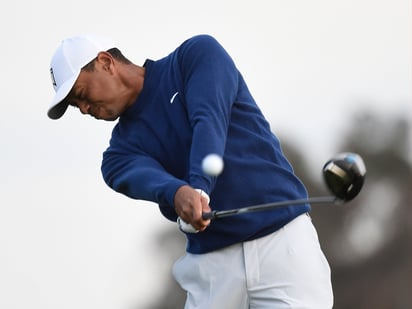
[82,48,132,72]
[107,48,132,64]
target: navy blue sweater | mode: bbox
[101,35,309,253]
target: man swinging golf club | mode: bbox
[47,34,335,308]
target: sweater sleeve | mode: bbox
[178,35,239,194]
[101,145,187,208]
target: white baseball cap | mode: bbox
[48,34,116,119]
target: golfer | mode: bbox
[47,34,333,308]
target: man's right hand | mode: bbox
[174,185,211,232]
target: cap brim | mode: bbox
[47,71,79,120]
[47,101,69,120]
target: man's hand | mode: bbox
[174,185,211,232]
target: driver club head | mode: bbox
[322,152,366,202]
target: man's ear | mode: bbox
[96,51,114,72]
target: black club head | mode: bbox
[322,152,366,202]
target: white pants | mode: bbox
[173,214,333,309]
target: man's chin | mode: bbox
[92,114,119,121]
[105,116,119,121]
[101,116,119,121]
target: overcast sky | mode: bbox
[1,1,411,308]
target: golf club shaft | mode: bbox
[202,195,339,220]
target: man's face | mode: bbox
[66,53,130,121]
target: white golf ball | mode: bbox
[202,154,224,176]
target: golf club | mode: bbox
[178,152,366,233]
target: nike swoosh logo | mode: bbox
[170,92,179,104]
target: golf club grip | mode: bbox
[177,213,215,233]
[202,211,217,220]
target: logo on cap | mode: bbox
[50,67,57,87]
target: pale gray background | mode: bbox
[1,0,410,308]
